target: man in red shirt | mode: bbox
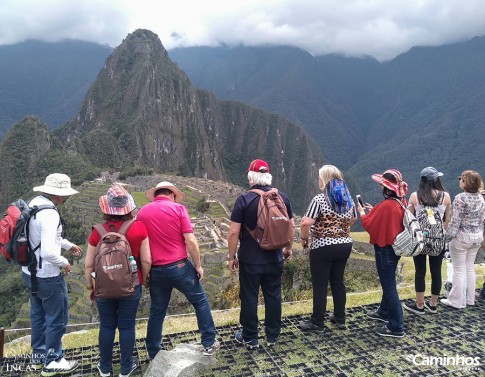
[137,181,219,358]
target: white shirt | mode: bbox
[21,195,73,278]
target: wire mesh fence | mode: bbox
[1,297,484,376]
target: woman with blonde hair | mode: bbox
[441,170,485,309]
[299,165,356,332]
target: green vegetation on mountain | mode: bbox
[0,117,101,210]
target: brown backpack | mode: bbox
[93,220,135,299]
[245,188,292,250]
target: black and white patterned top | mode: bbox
[304,193,354,249]
[447,192,485,245]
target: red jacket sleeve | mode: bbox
[361,199,404,247]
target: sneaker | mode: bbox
[266,337,278,347]
[119,360,138,377]
[203,340,221,356]
[366,310,388,323]
[329,314,346,329]
[41,358,79,376]
[235,331,259,349]
[376,325,404,338]
[475,291,484,303]
[403,302,425,315]
[440,298,460,309]
[31,360,44,371]
[423,301,438,314]
[97,362,112,377]
[298,320,325,333]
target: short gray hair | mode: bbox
[248,171,272,186]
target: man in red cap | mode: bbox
[227,159,294,349]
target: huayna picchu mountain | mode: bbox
[0,29,323,213]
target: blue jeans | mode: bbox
[22,272,68,366]
[239,261,284,341]
[146,261,216,359]
[96,285,142,375]
[374,245,404,333]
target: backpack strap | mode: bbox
[242,189,267,236]
[93,223,108,237]
[249,188,265,196]
[94,220,134,238]
[437,191,444,205]
[25,204,57,294]
[26,204,58,272]
[118,220,135,236]
[392,198,406,211]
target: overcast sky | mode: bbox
[1,0,484,61]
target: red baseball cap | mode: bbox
[247,159,270,173]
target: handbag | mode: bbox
[392,199,424,257]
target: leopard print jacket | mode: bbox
[312,211,352,239]
[305,193,354,248]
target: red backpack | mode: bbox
[0,199,56,265]
[245,188,292,250]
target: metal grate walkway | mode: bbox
[1,300,484,376]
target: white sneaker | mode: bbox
[97,362,112,377]
[119,360,138,377]
[41,358,79,376]
[440,298,460,309]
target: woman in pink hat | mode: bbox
[84,185,151,377]
[357,169,407,338]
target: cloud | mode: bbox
[0,0,129,46]
[1,0,484,61]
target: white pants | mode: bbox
[448,239,480,307]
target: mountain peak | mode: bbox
[53,30,322,212]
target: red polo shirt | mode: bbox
[136,196,193,265]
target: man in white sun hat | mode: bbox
[21,173,82,376]
[137,181,219,358]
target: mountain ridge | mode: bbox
[0,39,112,135]
[1,33,485,206]
[0,30,323,214]
[170,36,485,201]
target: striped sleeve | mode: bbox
[304,196,322,219]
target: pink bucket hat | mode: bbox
[99,185,136,215]
[371,169,408,197]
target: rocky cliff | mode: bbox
[56,29,324,212]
